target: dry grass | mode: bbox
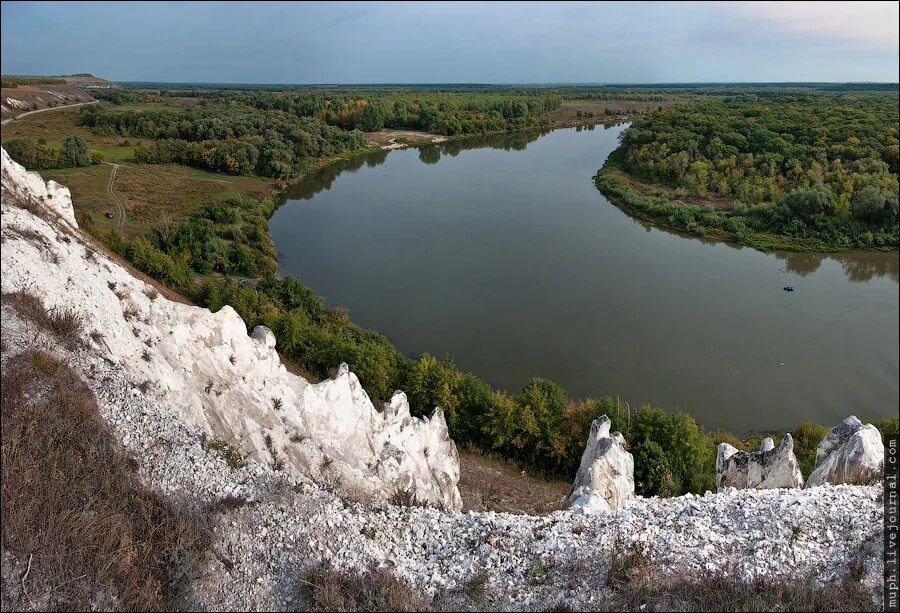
[388,486,430,509]
[2,290,83,347]
[297,563,430,612]
[607,569,877,612]
[0,350,210,610]
[458,448,570,514]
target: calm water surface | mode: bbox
[271,125,899,432]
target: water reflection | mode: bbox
[775,250,898,284]
[643,219,898,283]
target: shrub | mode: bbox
[297,563,429,612]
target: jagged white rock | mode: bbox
[0,147,462,510]
[1,148,76,228]
[566,415,635,513]
[716,434,803,491]
[806,416,884,488]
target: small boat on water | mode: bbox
[783,285,794,292]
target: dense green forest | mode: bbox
[75,105,366,178]
[597,93,899,250]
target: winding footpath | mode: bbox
[0,99,99,126]
[102,162,125,233]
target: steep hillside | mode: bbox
[0,73,117,121]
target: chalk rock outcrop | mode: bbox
[716,435,803,491]
[0,147,462,510]
[566,415,635,513]
[806,416,884,488]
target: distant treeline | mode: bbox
[1,76,67,88]
[91,88,561,136]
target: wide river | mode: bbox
[271,124,899,432]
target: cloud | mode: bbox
[727,1,899,44]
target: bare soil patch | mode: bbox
[458,448,570,514]
[363,130,447,149]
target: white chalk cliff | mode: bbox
[716,434,804,492]
[806,416,884,488]
[0,148,462,511]
[566,415,635,512]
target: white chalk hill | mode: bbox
[0,148,462,511]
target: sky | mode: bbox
[1,1,898,84]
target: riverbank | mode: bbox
[595,154,899,253]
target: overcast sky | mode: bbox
[2,1,898,83]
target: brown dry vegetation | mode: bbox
[0,85,94,120]
[1,104,98,141]
[458,448,570,514]
[297,563,430,612]
[0,349,210,610]
[1,290,84,348]
[604,166,736,211]
[605,569,877,612]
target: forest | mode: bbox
[597,93,899,250]
[75,104,366,178]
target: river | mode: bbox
[271,124,899,432]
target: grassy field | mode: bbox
[3,100,276,238]
[457,448,570,514]
[41,163,275,238]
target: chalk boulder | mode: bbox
[716,434,803,491]
[566,415,635,513]
[806,416,884,488]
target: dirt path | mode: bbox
[0,100,99,126]
[103,163,126,233]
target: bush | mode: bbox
[61,135,91,167]
[297,563,429,612]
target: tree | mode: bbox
[61,135,90,167]
[780,184,832,221]
[852,185,888,223]
[359,102,387,132]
